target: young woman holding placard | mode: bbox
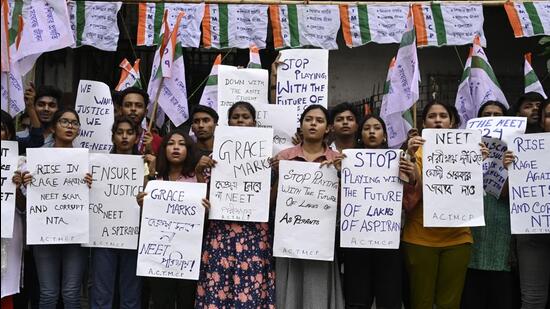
[1,111,25,309]
[342,114,417,309]
[195,101,276,309]
[461,101,516,309]
[402,101,488,309]
[90,116,143,309]
[273,104,344,309]
[137,129,203,309]
[21,108,93,309]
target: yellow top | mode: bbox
[402,147,473,247]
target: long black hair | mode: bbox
[0,110,16,141]
[110,116,140,155]
[421,101,460,128]
[357,114,388,148]
[156,130,196,180]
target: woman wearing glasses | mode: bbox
[21,108,92,309]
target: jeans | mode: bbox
[90,248,141,309]
[33,245,88,309]
[517,234,550,309]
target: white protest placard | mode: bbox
[209,126,273,222]
[74,80,114,153]
[217,65,269,124]
[507,133,550,234]
[276,49,328,124]
[273,161,338,261]
[1,141,18,238]
[86,154,144,249]
[466,117,527,197]
[340,149,403,249]
[422,129,484,227]
[136,180,206,280]
[26,148,89,244]
[255,104,298,155]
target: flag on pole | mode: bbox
[147,11,190,128]
[455,36,509,127]
[247,45,261,68]
[380,9,420,148]
[198,54,222,110]
[115,58,142,91]
[524,53,547,99]
[504,1,550,38]
[1,0,24,116]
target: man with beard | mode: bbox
[31,85,63,147]
[190,105,218,176]
[116,87,162,154]
[329,102,360,152]
[514,92,544,133]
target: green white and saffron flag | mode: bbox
[339,4,409,47]
[115,58,141,91]
[137,3,204,47]
[455,37,509,128]
[7,0,74,75]
[412,3,486,47]
[247,45,261,69]
[269,4,340,50]
[147,11,189,127]
[380,10,420,148]
[505,1,550,38]
[67,1,122,51]
[199,53,222,110]
[202,4,268,49]
[1,0,24,116]
[524,53,547,99]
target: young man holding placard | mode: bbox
[503,99,550,309]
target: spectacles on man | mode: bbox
[58,118,80,128]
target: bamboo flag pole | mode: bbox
[147,77,164,133]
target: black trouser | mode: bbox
[343,248,402,309]
[461,268,516,309]
[148,277,196,309]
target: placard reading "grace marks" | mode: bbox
[209,126,273,222]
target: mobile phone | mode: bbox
[399,151,410,183]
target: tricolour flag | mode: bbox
[339,4,409,47]
[202,4,268,49]
[524,53,547,99]
[137,3,204,47]
[412,3,487,47]
[455,36,509,128]
[147,11,189,127]
[380,10,420,148]
[199,54,221,110]
[504,1,550,38]
[269,4,340,50]
[67,1,122,51]
[1,0,24,116]
[115,58,141,91]
[9,0,74,76]
[247,45,261,69]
